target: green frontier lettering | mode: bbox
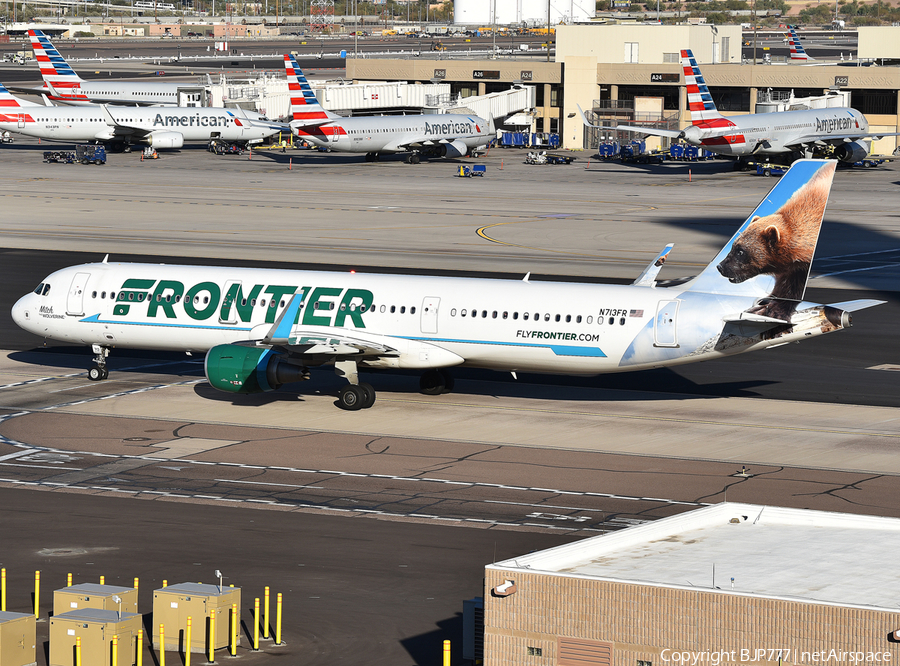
[184,282,221,321]
[302,287,342,327]
[114,279,156,316]
[264,286,298,323]
[219,283,263,322]
[334,289,374,328]
[147,280,185,319]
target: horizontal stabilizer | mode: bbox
[826,299,887,312]
[632,244,674,286]
[723,311,790,324]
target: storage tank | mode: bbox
[454,0,594,25]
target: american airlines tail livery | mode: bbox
[285,55,494,163]
[11,160,883,410]
[0,81,281,149]
[579,49,896,164]
[20,29,184,106]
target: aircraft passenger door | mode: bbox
[653,300,679,348]
[420,297,440,334]
[66,272,91,316]
[219,280,241,324]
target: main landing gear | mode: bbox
[364,152,381,162]
[405,153,421,164]
[335,360,376,411]
[88,344,110,381]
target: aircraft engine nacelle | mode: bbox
[147,131,185,149]
[833,141,868,163]
[204,344,308,394]
[439,139,468,158]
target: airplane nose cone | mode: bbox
[11,295,33,330]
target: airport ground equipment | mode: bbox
[42,150,76,164]
[76,145,106,165]
[0,611,36,666]
[525,150,547,165]
[0,130,12,143]
[153,583,240,653]
[457,164,486,177]
[545,153,575,165]
[500,131,528,148]
[757,163,787,177]
[54,584,138,616]
[49,608,140,666]
[597,141,619,160]
[208,139,244,156]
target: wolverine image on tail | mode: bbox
[716,161,836,321]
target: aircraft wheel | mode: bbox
[358,382,376,409]
[438,369,454,394]
[419,369,445,396]
[88,366,105,381]
[411,154,420,164]
[338,384,365,411]
[123,145,132,153]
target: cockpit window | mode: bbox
[42,284,51,296]
[34,283,44,295]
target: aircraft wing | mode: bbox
[99,105,151,140]
[576,104,683,138]
[788,131,900,148]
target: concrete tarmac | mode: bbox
[0,131,897,665]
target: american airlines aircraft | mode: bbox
[16,29,186,106]
[579,49,896,164]
[787,28,812,63]
[0,81,281,149]
[11,160,883,410]
[285,55,494,163]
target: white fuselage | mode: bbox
[691,107,870,157]
[293,113,492,155]
[0,106,275,144]
[42,81,185,107]
[11,262,830,377]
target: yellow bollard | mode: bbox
[159,624,165,666]
[75,637,82,666]
[163,579,167,588]
[1,567,5,612]
[137,629,143,666]
[253,598,260,651]
[34,571,40,619]
[186,616,192,666]
[443,639,450,666]
[275,593,283,645]
[134,577,139,591]
[264,587,270,639]
[230,603,237,656]
[67,573,73,587]
[100,575,105,585]
[208,608,215,664]
[112,634,119,666]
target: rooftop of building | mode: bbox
[489,503,900,611]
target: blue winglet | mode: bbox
[264,292,304,343]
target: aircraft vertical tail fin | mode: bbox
[0,81,40,110]
[284,54,339,124]
[684,160,837,314]
[29,29,84,90]
[681,49,724,125]
[788,28,812,62]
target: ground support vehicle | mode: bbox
[76,144,106,164]
[43,150,76,164]
[457,164,486,177]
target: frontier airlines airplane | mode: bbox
[285,55,494,163]
[579,49,897,164]
[11,160,882,410]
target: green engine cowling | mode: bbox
[205,344,308,394]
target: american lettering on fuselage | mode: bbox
[152,113,234,128]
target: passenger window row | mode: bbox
[448,308,627,326]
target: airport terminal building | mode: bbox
[483,503,900,666]
[347,25,900,154]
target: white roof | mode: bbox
[488,503,900,612]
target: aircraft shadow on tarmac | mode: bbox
[7,347,779,406]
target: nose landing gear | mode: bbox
[88,344,110,381]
